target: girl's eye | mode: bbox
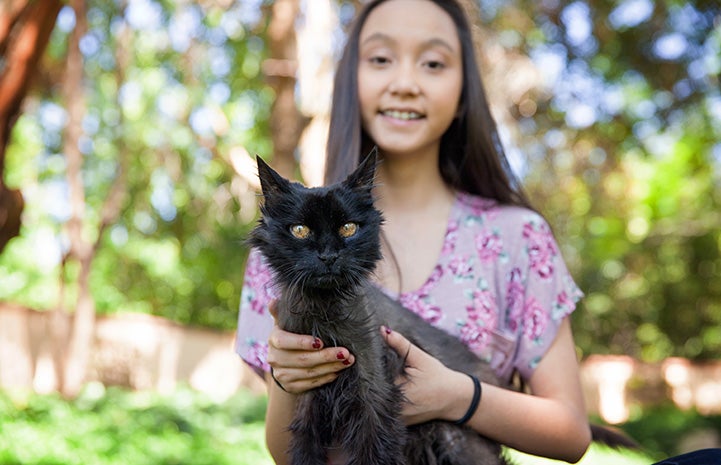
[290,224,311,239]
[339,222,358,238]
[425,60,445,70]
[369,55,391,66]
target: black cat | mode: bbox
[249,150,506,465]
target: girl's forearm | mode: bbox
[461,382,591,463]
[264,373,297,465]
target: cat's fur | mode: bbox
[248,151,637,465]
[250,150,506,465]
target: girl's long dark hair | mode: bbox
[324,0,532,210]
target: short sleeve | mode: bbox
[234,248,279,374]
[509,213,584,380]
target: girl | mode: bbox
[236,0,592,463]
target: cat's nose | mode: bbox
[318,252,338,265]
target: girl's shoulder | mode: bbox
[454,191,548,231]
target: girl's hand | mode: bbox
[266,301,355,394]
[381,326,474,425]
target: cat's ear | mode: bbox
[256,156,291,199]
[344,146,378,191]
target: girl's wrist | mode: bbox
[441,370,479,422]
[453,374,481,425]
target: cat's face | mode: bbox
[250,152,383,291]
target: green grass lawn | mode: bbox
[1,384,712,465]
[0,384,274,465]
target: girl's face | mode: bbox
[357,0,463,159]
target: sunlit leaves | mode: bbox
[481,0,721,360]
[1,0,271,330]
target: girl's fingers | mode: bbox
[266,305,357,394]
[271,355,355,394]
[381,325,415,360]
[273,347,354,371]
[269,325,324,352]
[273,370,339,394]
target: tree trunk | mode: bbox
[58,0,92,399]
[0,0,62,253]
[263,0,306,178]
[56,0,130,399]
[295,0,336,187]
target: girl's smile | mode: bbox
[380,109,424,122]
[379,108,426,129]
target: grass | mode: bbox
[0,384,273,465]
[2,384,716,465]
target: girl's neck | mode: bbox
[374,150,453,213]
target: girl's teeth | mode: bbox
[384,110,420,120]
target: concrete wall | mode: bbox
[0,304,265,400]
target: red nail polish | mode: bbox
[336,351,345,360]
[312,338,321,349]
[342,359,351,366]
[385,327,392,335]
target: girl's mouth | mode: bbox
[380,110,424,121]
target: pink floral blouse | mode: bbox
[235,192,583,383]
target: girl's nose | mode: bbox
[388,62,420,96]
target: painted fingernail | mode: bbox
[336,351,345,360]
[312,338,321,349]
[385,326,392,335]
[342,359,351,366]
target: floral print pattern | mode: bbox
[458,320,492,352]
[240,251,278,315]
[246,340,270,372]
[235,192,583,383]
[523,219,557,279]
[476,227,504,263]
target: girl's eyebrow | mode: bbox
[360,32,457,53]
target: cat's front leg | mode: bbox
[288,427,328,465]
[340,383,407,465]
[288,393,332,465]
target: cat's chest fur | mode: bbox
[276,285,384,365]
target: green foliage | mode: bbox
[480,0,721,361]
[620,405,721,459]
[0,1,271,330]
[0,385,272,465]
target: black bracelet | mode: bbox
[270,367,288,392]
[454,374,481,425]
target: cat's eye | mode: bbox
[290,224,311,239]
[339,222,358,238]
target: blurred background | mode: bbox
[0,0,719,463]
